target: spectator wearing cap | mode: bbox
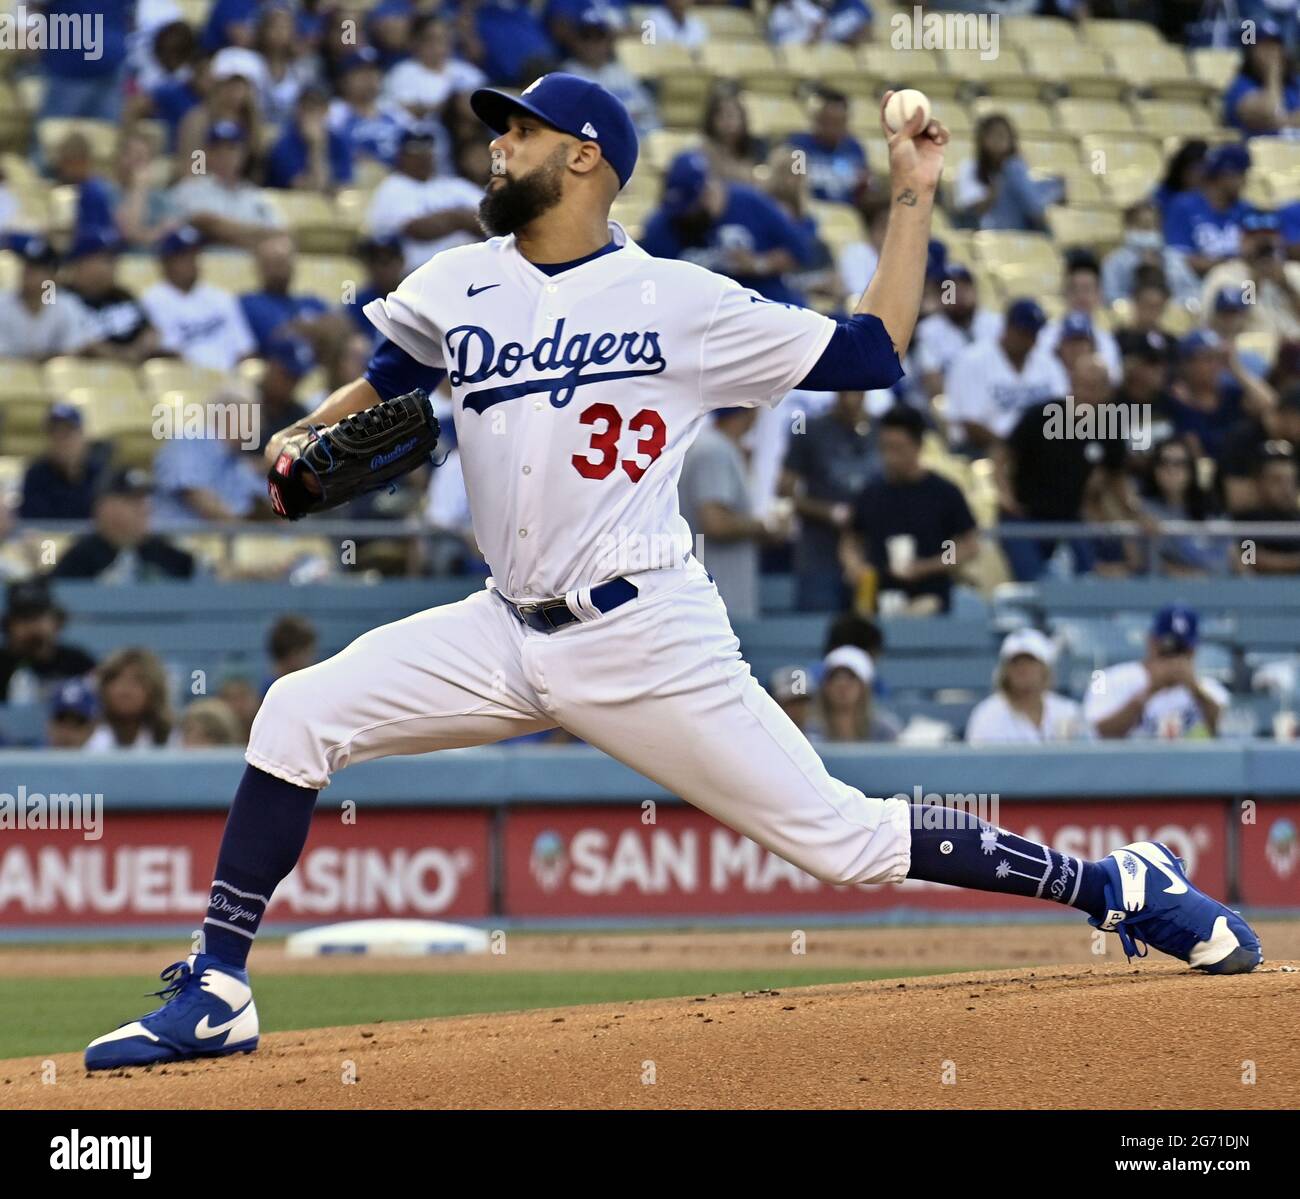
[678,406,791,620]
[768,0,874,47]
[345,235,407,345]
[814,646,900,744]
[953,113,1057,234]
[46,677,97,749]
[779,390,881,612]
[18,404,111,521]
[546,0,630,55]
[1201,211,1300,342]
[51,468,196,583]
[86,647,176,750]
[841,405,977,615]
[1168,329,1275,462]
[644,0,709,51]
[641,150,817,306]
[1101,200,1200,307]
[328,47,415,169]
[966,629,1089,745]
[366,126,484,274]
[383,15,486,120]
[0,580,96,705]
[254,337,315,452]
[169,121,285,250]
[1235,441,1300,573]
[75,128,180,250]
[1085,605,1228,739]
[141,226,258,371]
[39,0,132,121]
[996,354,1135,582]
[1122,268,1177,341]
[1114,327,1176,435]
[175,46,265,177]
[699,86,768,187]
[1219,385,1300,514]
[266,85,355,192]
[560,7,661,139]
[1031,251,1123,384]
[943,297,1069,450]
[1137,434,1229,576]
[768,664,813,733]
[908,265,1000,401]
[239,233,335,355]
[152,391,270,526]
[1163,143,1256,275]
[0,236,103,361]
[785,89,869,207]
[1224,19,1300,137]
[454,0,559,89]
[1202,288,1271,380]
[66,232,161,364]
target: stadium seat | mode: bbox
[643,128,704,172]
[695,6,761,38]
[35,117,118,168]
[782,43,869,96]
[971,97,1058,137]
[197,250,258,295]
[0,359,52,456]
[610,195,654,238]
[1000,15,1080,47]
[115,255,163,294]
[857,47,944,89]
[1105,45,1201,97]
[1054,98,1137,136]
[1249,137,1300,184]
[1022,45,1123,100]
[5,178,52,233]
[332,187,371,240]
[1135,100,1217,138]
[44,357,140,399]
[293,254,363,306]
[941,46,1038,98]
[738,93,808,140]
[1046,205,1125,252]
[1079,19,1168,50]
[263,191,354,254]
[229,534,337,577]
[139,361,231,400]
[699,42,794,96]
[1191,48,1240,93]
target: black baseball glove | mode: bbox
[267,388,441,520]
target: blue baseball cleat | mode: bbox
[1090,841,1262,974]
[85,954,259,1070]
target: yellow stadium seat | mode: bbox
[1020,139,1083,175]
[0,250,18,292]
[610,195,654,239]
[1238,330,1279,369]
[332,187,371,240]
[1192,48,1239,92]
[6,180,52,233]
[857,47,945,88]
[139,361,231,400]
[0,455,26,499]
[973,228,1058,269]
[781,43,859,81]
[36,118,118,167]
[615,38,697,80]
[940,46,1036,97]
[198,250,257,295]
[1046,205,1125,252]
[44,357,141,400]
[1079,19,1168,50]
[1054,98,1137,136]
[1103,169,1163,208]
[1000,15,1080,47]
[739,93,808,140]
[1078,133,1164,175]
[699,42,793,95]
[263,191,354,254]
[1056,170,1107,206]
[293,254,363,306]
[1135,100,1217,138]
[63,386,157,442]
[229,534,336,576]
[174,0,214,25]
[643,128,704,172]
[695,6,760,38]
[115,255,163,294]
[0,359,52,456]
[1023,45,1122,100]
[1249,136,1300,178]
[972,97,1057,137]
[1104,45,1196,94]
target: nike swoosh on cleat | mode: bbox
[1137,843,1188,895]
[195,1006,253,1040]
[467,283,500,297]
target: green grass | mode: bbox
[0,967,933,1059]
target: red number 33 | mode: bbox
[571,403,667,483]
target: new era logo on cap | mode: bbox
[581,121,599,138]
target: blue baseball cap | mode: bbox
[1060,311,1095,341]
[68,229,123,260]
[1006,297,1047,333]
[1257,18,1285,42]
[1204,142,1251,178]
[50,677,96,722]
[9,233,58,266]
[338,46,382,74]
[662,149,710,215]
[1214,286,1249,314]
[470,72,639,189]
[208,120,246,144]
[1152,604,1198,651]
[264,336,315,380]
[1179,328,1223,359]
[159,225,203,256]
[47,401,83,428]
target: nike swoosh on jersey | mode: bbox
[194,1006,253,1040]
[467,283,500,297]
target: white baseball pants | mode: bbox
[246,559,911,887]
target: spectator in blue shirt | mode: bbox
[201,0,259,53]
[1152,139,1208,226]
[1280,198,1300,259]
[368,0,418,72]
[345,235,408,346]
[1163,143,1256,275]
[952,113,1058,233]
[458,0,559,87]
[266,85,355,190]
[328,47,411,168]
[40,0,131,120]
[72,129,177,250]
[768,0,874,47]
[1168,330,1276,462]
[547,0,630,57]
[19,405,110,521]
[255,338,316,453]
[640,150,816,305]
[1223,19,1300,137]
[239,234,334,356]
[786,88,869,206]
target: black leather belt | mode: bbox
[496,577,638,633]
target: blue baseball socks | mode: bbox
[906,805,1109,918]
[201,766,319,967]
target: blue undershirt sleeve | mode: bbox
[795,312,905,391]
[363,337,447,400]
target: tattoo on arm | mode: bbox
[895,188,918,207]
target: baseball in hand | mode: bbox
[883,89,932,134]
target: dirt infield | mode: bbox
[2,927,1298,1109]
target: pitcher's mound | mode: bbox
[5,963,1297,1109]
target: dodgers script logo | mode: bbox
[445,319,667,414]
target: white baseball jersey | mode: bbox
[363,219,836,601]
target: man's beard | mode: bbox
[478,148,567,236]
